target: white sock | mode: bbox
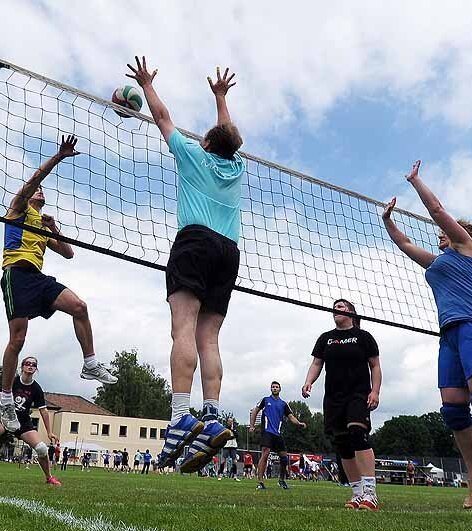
[0,391,13,405]
[350,480,362,497]
[84,355,98,369]
[361,476,376,496]
[170,393,190,425]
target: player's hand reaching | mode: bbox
[367,390,379,410]
[208,67,236,96]
[58,134,79,159]
[301,383,312,398]
[382,197,396,221]
[48,432,59,443]
[42,214,57,231]
[126,56,157,88]
[405,160,421,182]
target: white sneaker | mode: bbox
[80,363,118,384]
[0,403,20,432]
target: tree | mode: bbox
[420,412,457,457]
[371,415,431,456]
[94,350,171,420]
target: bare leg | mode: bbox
[258,447,270,482]
[196,312,224,400]
[168,291,201,393]
[51,288,94,357]
[341,457,361,483]
[21,431,51,480]
[2,318,28,392]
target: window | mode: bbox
[90,423,99,435]
[119,425,127,437]
[70,421,79,434]
[149,428,157,439]
[140,427,147,439]
[101,424,110,436]
[160,429,167,439]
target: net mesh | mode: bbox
[0,60,439,334]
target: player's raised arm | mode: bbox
[382,197,437,269]
[207,67,237,126]
[7,135,79,218]
[127,56,175,144]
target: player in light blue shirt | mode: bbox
[127,57,244,474]
[383,160,472,510]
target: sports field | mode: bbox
[0,463,470,531]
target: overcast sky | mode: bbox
[2,1,472,430]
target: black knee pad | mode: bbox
[334,432,355,460]
[348,424,371,451]
[440,403,472,431]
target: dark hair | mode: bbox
[333,299,361,328]
[21,356,38,370]
[457,219,472,238]
[204,124,243,159]
[271,381,281,387]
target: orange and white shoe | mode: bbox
[463,496,472,510]
[46,476,62,486]
[344,495,363,510]
[359,494,379,512]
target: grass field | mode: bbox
[0,463,470,531]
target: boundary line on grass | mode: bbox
[0,497,162,531]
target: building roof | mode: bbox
[44,392,115,416]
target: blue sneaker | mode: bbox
[179,421,232,473]
[158,414,204,467]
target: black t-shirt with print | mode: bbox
[312,327,379,397]
[12,375,46,424]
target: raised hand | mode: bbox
[126,56,157,88]
[382,197,396,220]
[406,160,421,182]
[58,134,79,159]
[207,67,236,96]
[41,214,57,230]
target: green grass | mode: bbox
[0,462,470,531]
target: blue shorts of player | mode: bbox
[438,320,472,388]
[1,266,66,321]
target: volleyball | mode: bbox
[111,86,143,117]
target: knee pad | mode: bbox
[34,442,48,458]
[279,455,289,467]
[440,403,472,431]
[334,433,355,460]
[348,425,371,451]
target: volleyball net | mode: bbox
[0,59,439,335]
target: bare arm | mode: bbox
[249,406,261,431]
[7,135,79,217]
[207,67,236,126]
[43,215,74,259]
[302,357,324,398]
[287,413,306,429]
[126,56,175,143]
[382,197,437,269]
[407,160,472,249]
[367,356,382,410]
[39,408,58,442]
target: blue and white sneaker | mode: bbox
[158,414,204,467]
[180,421,232,473]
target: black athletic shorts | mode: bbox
[1,266,66,321]
[14,416,36,438]
[323,392,371,435]
[260,432,286,452]
[166,225,240,317]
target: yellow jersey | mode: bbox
[3,205,49,270]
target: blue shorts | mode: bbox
[1,266,66,321]
[438,321,472,388]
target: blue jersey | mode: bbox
[425,247,472,328]
[168,129,245,243]
[257,396,292,436]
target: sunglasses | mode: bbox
[23,361,37,368]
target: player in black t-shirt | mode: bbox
[302,299,382,511]
[0,356,61,485]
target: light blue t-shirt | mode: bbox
[425,247,472,328]
[168,129,245,243]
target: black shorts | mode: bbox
[134,460,140,467]
[166,225,240,317]
[323,392,371,435]
[260,432,286,452]
[1,266,66,321]
[223,447,237,460]
[14,417,36,439]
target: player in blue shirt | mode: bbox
[383,160,472,510]
[127,57,245,474]
[250,381,306,490]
